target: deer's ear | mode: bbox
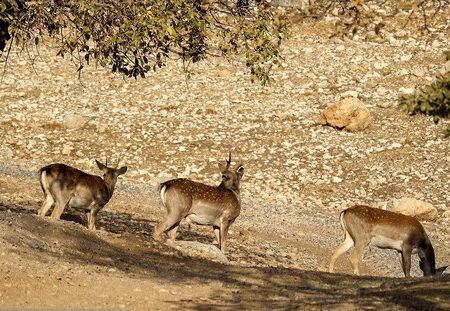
[236,165,244,179]
[118,166,128,175]
[96,160,107,172]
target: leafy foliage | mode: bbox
[398,55,450,136]
[0,0,288,84]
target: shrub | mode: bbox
[398,54,450,136]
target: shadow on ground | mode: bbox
[1,203,449,310]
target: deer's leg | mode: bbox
[87,204,101,231]
[219,220,231,253]
[213,226,220,245]
[50,186,70,220]
[50,193,69,220]
[154,211,182,241]
[401,246,413,277]
[167,225,179,241]
[50,201,67,219]
[349,241,366,276]
[329,231,354,273]
[38,193,55,217]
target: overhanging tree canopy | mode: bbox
[0,0,289,84]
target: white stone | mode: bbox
[440,60,450,75]
[400,55,413,62]
[377,87,388,96]
[332,176,342,183]
[412,68,426,77]
[377,101,392,108]
[399,69,409,76]
[26,140,36,150]
[374,62,387,70]
[62,145,73,155]
[63,113,88,130]
[388,142,402,149]
[396,30,408,38]
[97,124,108,133]
[399,87,415,95]
[341,91,358,98]
[389,36,399,45]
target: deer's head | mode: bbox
[218,152,244,192]
[96,159,127,190]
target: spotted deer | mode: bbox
[154,153,244,253]
[329,205,447,277]
[38,160,127,230]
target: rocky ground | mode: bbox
[0,10,450,310]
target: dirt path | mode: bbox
[1,204,450,310]
[1,169,449,310]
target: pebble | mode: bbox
[331,177,343,183]
[62,145,73,155]
[399,87,415,95]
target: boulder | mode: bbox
[318,97,371,132]
[166,240,229,264]
[390,198,438,221]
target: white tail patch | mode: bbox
[339,210,348,240]
[40,170,50,195]
[159,185,167,208]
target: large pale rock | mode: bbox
[166,240,229,264]
[63,113,88,129]
[391,198,438,221]
[318,97,371,132]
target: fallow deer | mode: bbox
[154,153,244,253]
[38,160,127,230]
[329,205,447,277]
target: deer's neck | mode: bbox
[418,238,436,276]
[103,179,117,199]
[219,183,240,202]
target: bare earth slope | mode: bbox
[1,17,450,310]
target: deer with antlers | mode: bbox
[329,205,447,277]
[154,153,244,253]
[38,159,127,230]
